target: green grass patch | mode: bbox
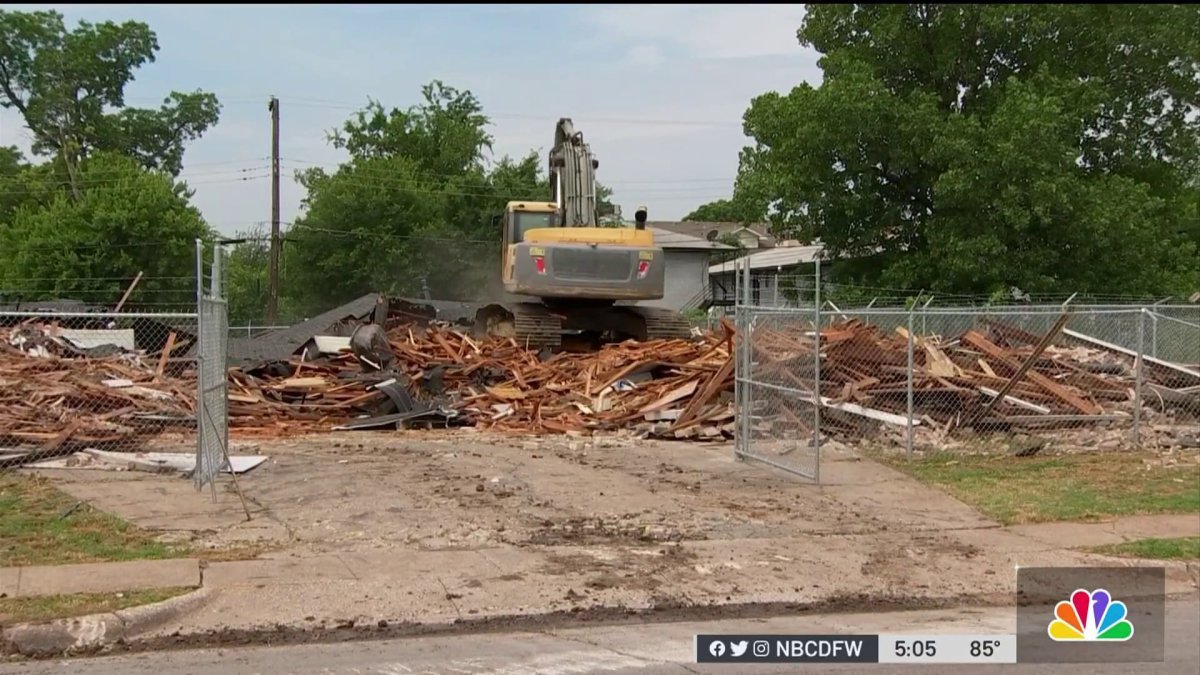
[1088,537,1200,561]
[0,473,177,567]
[0,473,273,568]
[876,451,1200,526]
[0,587,191,626]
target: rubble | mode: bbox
[227,317,739,440]
[2,307,1198,458]
[1,323,196,464]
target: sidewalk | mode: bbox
[1006,513,1200,548]
[0,559,200,599]
[4,513,1195,617]
[4,437,1196,654]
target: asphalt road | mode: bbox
[5,600,1198,674]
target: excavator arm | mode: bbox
[548,118,599,228]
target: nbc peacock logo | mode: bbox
[1048,588,1134,642]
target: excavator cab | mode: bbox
[498,202,558,285]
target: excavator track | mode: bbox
[628,306,695,341]
[509,303,565,350]
[474,302,695,352]
[473,302,563,351]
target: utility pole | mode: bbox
[266,96,281,324]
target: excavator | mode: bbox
[471,118,693,351]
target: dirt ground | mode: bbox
[25,429,1192,639]
[54,429,997,554]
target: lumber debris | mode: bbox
[2,306,1196,452]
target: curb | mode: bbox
[1,587,214,658]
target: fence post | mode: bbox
[906,304,915,459]
[1150,312,1158,360]
[739,254,748,454]
[1134,308,1145,446]
[211,242,223,298]
[735,257,750,460]
[813,256,822,483]
[194,238,204,304]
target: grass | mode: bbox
[0,473,177,567]
[875,450,1200,526]
[0,473,272,567]
[0,587,191,626]
[1088,537,1200,561]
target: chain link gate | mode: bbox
[195,241,230,494]
[733,257,822,481]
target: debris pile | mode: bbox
[747,315,1200,443]
[228,319,738,440]
[3,306,1198,453]
[1,324,196,462]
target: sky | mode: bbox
[0,4,823,237]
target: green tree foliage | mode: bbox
[222,225,273,326]
[736,4,1200,296]
[682,197,764,225]
[0,146,35,224]
[0,9,221,190]
[280,80,623,315]
[0,152,214,307]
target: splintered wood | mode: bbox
[1,328,196,454]
[750,317,1199,442]
[224,319,739,440]
[4,311,1197,451]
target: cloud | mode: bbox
[581,4,810,60]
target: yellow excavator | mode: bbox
[472,118,693,350]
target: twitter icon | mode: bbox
[730,640,749,657]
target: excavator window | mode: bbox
[512,211,554,242]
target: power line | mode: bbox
[0,174,269,199]
[276,97,741,127]
[279,157,737,185]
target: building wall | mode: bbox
[711,268,823,307]
[735,230,764,249]
[643,249,711,310]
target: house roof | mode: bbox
[227,292,384,365]
[649,226,734,251]
[649,221,774,241]
[709,245,826,275]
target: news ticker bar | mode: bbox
[695,634,1017,664]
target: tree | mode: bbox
[283,81,551,314]
[0,151,215,307]
[0,146,36,225]
[0,9,221,197]
[223,224,275,326]
[682,197,765,225]
[736,4,1200,297]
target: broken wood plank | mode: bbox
[961,330,1101,415]
[967,310,1072,424]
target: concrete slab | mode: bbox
[11,558,200,598]
[1111,514,1200,540]
[338,549,503,581]
[1007,522,1126,547]
[1009,514,1200,550]
[37,469,269,535]
[951,527,1052,552]
[203,555,356,587]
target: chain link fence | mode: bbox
[734,268,1200,482]
[1,240,233,497]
